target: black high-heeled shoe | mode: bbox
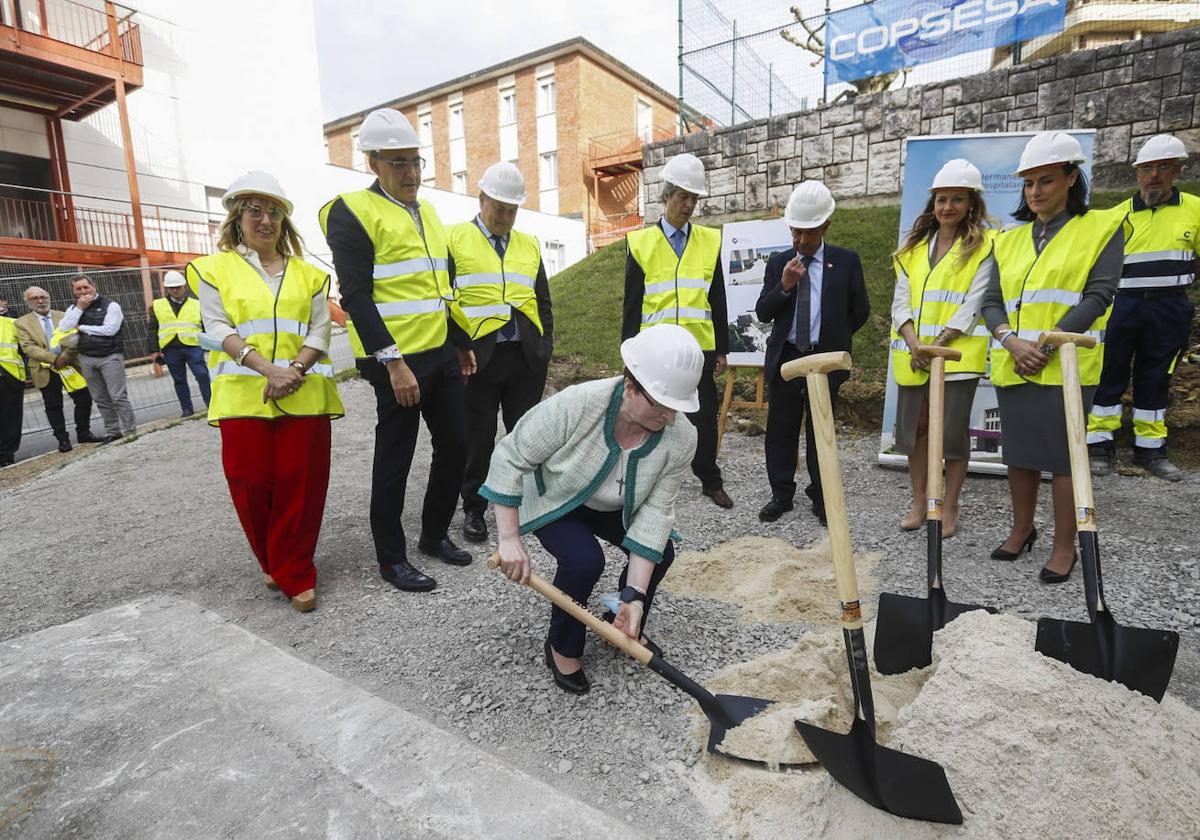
[544,640,590,694]
[990,527,1038,561]
[1039,552,1079,584]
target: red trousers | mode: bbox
[219,416,332,597]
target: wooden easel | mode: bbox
[716,364,768,456]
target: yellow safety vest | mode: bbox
[447,222,544,339]
[627,224,721,351]
[186,251,344,425]
[152,296,202,347]
[45,324,87,391]
[1114,191,1200,290]
[319,190,454,357]
[0,317,26,383]
[890,231,995,386]
[991,209,1124,387]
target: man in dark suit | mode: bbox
[755,181,869,525]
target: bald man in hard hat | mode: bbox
[149,270,210,418]
[756,181,869,526]
[320,108,475,593]
[448,162,553,544]
[623,152,732,509]
[1087,134,1199,482]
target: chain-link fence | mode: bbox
[681,0,1200,128]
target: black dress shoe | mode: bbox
[991,527,1038,561]
[418,536,473,566]
[1039,552,1078,584]
[57,438,73,453]
[758,497,794,522]
[380,561,437,592]
[545,640,590,694]
[462,510,488,543]
[0,455,13,468]
[77,431,100,444]
[99,434,122,445]
[703,487,734,509]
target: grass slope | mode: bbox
[550,180,1200,376]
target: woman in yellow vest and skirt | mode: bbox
[982,133,1124,583]
[890,159,995,537]
[187,172,344,611]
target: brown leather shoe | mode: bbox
[703,487,734,509]
[263,573,279,591]
[291,588,316,612]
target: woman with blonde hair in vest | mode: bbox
[890,159,996,538]
[983,133,1124,583]
[187,171,344,612]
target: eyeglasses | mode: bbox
[243,203,285,221]
[1135,163,1180,175]
[372,155,426,171]
[640,389,671,412]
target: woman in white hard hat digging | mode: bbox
[890,159,996,537]
[484,323,701,694]
[982,132,1124,583]
[187,171,344,612]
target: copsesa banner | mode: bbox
[825,0,1066,85]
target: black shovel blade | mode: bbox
[874,589,998,675]
[1035,610,1180,702]
[795,716,963,824]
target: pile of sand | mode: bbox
[690,612,1200,839]
[663,536,879,625]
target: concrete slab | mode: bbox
[0,596,639,839]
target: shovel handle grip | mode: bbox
[487,554,653,666]
[912,344,962,362]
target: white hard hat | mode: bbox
[222,171,294,216]
[1135,133,1188,166]
[930,158,983,192]
[661,153,709,197]
[479,162,527,205]
[784,181,836,229]
[1014,131,1087,175]
[162,270,186,288]
[358,108,419,152]
[619,324,703,413]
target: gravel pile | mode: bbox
[2,376,1198,837]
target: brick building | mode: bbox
[323,38,678,246]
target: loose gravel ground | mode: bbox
[2,376,1198,838]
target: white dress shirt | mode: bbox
[58,298,124,336]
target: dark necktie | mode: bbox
[794,255,814,350]
[494,234,519,341]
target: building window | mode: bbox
[543,241,566,276]
[539,152,557,189]
[452,172,467,194]
[449,103,464,139]
[499,88,517,126]
[418,113,433,147]
[537,78,556,115]
[350,128,366,171]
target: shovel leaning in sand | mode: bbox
[781,351,963,825]
[1033,332,1179,702]
[487,556,799,769]
[875,345,997,675]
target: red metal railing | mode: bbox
[0,188,218,255]
[589,212,643,251]
[588,126,677,172]
[7,0,143,65]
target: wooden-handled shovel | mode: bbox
[875,345,997,675]
[781,351,963,825]
[1033,331,1179,701]
[487,556,803,769]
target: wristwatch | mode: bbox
[619,586,647,607]
[289,361,306,373]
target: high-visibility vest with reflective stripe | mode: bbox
[0,317,26,383]
[44,323,88,391]
[1114,191,1200,290]
[446,223,544,340]
[186,251,344,425]
[991,209,1124,387]
[319,190,453,356]
[152,296,202,347]
[627,224,721,351]
[890,230,995,386]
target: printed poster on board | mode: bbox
[720,218,793,367]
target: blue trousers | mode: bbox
[163,344,211,416]
[534,505,675,658]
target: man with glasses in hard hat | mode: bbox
[448,162,553,545]
[320,108,476,593]
[756,181,869,526]
[149,270,210,418]
[623,152,732,509]
[1087,134,1199,482]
